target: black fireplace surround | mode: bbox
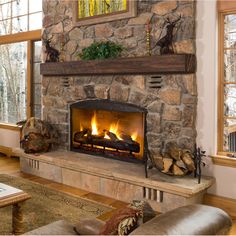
[70,99,148,167]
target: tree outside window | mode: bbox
[0,0,42,125]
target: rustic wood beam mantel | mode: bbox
[40,54,196,76]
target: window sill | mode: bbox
[211,154,236,168]
[0,123,20,131]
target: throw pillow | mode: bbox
[99,207,142,235]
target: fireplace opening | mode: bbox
[70,100,147,163]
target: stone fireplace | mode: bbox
[43,72,197,161]
[42,0,197,161]
[15,0,215,213]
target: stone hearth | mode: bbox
[14,148,214,212]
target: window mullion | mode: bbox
[27,40,33,118]
[218,12,225,152]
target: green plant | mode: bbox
[79,41,123,60]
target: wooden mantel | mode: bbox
[40,54,196,76]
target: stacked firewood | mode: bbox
[151,143,195,176]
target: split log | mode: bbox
[172,164,185,176]
[168,143,182,161]
[162,158,173,173]
[176,160,188,170]
[153,155,164,171]
[152,144,196,176]
[181,151,195,171]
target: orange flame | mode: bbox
[131,132,138,141]
[91,112,98,135]
[90,113,138,141]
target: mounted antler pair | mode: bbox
[155,15,182,55]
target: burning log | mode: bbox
[104,130,119,141]
[74,129,89,140]
[73,129,140,153]
[119,132,133,144]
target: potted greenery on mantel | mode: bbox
[78,41,124,61]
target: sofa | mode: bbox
[25,204,232,235]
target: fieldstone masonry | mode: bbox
[42,0,197,158]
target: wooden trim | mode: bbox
[40,54,196,76]
[0,145,13,158]
[27,40,33,118]
[203,193,236,220]
[0,123,20,131]
[211,155,236,168]
[0,33,41,122]
[217,10,236,153]
[0,30,41,45]
[217,12,224,153]
[218,0,236,12]
[73,0,137,26]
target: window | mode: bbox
[0,0,42,126]
[0,0,42,34]
[218,11,236,154]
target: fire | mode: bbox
[90,112,138,141]
[91,112,98,135]
[131,132,138,141]
[104,121,121,140]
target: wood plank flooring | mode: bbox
[0,155,236,234]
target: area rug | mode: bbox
[0,174,112,234]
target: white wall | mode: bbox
[0,128,20,148]
[196,0,236,199]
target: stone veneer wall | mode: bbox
[42,0,197,157]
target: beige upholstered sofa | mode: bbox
[25,204,232,235]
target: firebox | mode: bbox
[70,99,147,164]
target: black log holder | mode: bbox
[194,144,206,184]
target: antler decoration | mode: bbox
[154,15,182,55]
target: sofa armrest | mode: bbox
[24,220,77,235]
[130,204,232,235]
[74,218,105,235]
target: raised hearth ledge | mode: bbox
[14,148,214,198]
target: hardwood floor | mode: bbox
[0,154,236,234]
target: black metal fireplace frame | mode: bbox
[70,99,148,175]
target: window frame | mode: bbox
[0,0,42,34]
[0,29,41,130]
[217,4,236,169]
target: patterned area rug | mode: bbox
[0,174,112,234]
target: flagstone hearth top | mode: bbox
[13,148,214,198]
